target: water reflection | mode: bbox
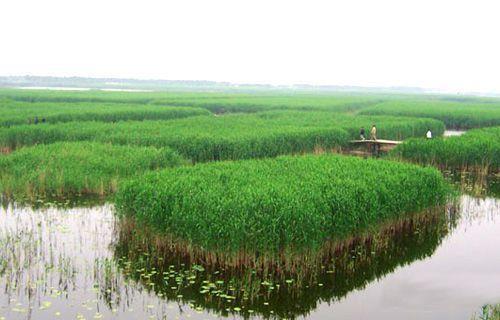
[444,172,500,199]
[0,194,107,211]
[315,195,500,320]
[114,208,456,319]
[0,194,498,320]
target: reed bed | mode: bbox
[0,88,383,113]
[151,95,382,113]
[0,99,209,127]
[471,304,500,320]
[0,113,443,162]
[391,126,500,173]
[4,88,500,127]
[115,154,451,253]
[0,118,348,162]
[360,100,500,129]
[255,110,445,140]
[0,142,184,199]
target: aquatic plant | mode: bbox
[0,112,443,162]
[471,304,500,320]
[0,88,383,113]
[116,154,451,253]
[0,199,457,320]
[151,94,382,113]
[3,88,498,129]
[114,207,456,319]
[391,126,500,173]
[0,142,185,199]
[360,100,500,129]
[0,99,210,127]
[254,110,445,140]
[0,118,348,162]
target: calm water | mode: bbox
[311,195,500,320]
[443,130,466,137]
[16,86,92,91]
[0,195,498,320]
[15,87,152,92]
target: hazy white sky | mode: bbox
[1,0,499,93]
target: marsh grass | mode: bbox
[116,154,452,252]
[360,100,500,129]
[0,142,185,200]
[390,127,500,173]
[0,99,210,127]
[0,111,444,162]
[0,116,349,161]
[0,88,383,113]
[471,304,500,320]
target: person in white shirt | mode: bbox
[370,125,377,140]
[426,129,432,139]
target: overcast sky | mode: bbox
[1,0,499,93]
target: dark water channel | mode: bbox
[0,191,499,319]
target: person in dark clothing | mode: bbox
[34,117,39,125]
[360,127,366,140]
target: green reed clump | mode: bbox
[471,304,500,320]
[0,99,209,127]
[0,88,384,113]
[0,112,443,162]
[0,88,209,104]
[391,126,500,173]
[116,154,451,252]
[360,100,500,129]
[0,142,185,199]
[152,94,382,113]
[255,110,445,140]
[0,117,349,162]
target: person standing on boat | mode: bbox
[370,124,377,140]
[360,127,366,140]
[426,129,432,139]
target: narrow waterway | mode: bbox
[0,193,498,320]
[443,130,466,137]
